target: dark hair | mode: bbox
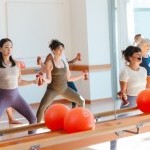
[122,45,141,62]
[49,39,64,50]
[0,38,16,68]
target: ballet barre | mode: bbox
[94,106,139,118]
[1,112,150,150]
[0,107,139,135]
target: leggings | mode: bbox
[110,96,137,150]
[67,82,77,108]
[0,88,37,134]
[36,87,85,122]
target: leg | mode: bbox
[67,82,77,108]
[6,107,22,124]
[12,93,37,134]
[62,87,85,107]
[0,89,12,119]
[36,89,58,123]
[110,140,117,150]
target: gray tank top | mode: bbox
[47,60,68,91]
[0,65,19,89]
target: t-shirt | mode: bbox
[119,66,147,96]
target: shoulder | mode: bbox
[140,66,148,75]
[15,60,20,68]
[140,66,147,71]
[47,53,53,59]
[45,59,53,68]
[120,66,129,73]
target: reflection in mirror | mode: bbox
[115,0,150,120]
[1,0,150,149]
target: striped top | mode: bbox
[0,65,19,89]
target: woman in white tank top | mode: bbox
[0,38,39,134]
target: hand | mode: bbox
[76,53,81,61]
[117,91,127,101]
[37,56,42,65]
[83,70,88,80]
[36,72,44,86]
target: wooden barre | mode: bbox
[94,106,139,118]
[0,122,45,135]
[21,64,112,75]
[0,107,139,135]
[1,113,150,150]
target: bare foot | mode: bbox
[9,119,22,124]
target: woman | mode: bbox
[138,38,150,88]
[36,39,86,122]
[37,52,81,108]
[0,38,38,134]
[111,45,147,150]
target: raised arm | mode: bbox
[37,54,53,72]
[68,53,81,65]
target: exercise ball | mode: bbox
[136,89,150,113]
[44,104,70,131]
[64,107,95,133]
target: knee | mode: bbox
[79,97,85,107]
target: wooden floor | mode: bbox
[1,100,150,150]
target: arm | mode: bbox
[37,54,53,72]
[42,60,53,84]
[119,81,127,94]
[68,53,81,65]
[68,57,78,65]
[16,61,38,86]
[117,81,128,101]
[44,54,53,64]
[65,61,86,82]
[146,76,150,88]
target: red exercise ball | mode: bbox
[136,89,150,113]
[44,104,70,131]
[19,61,26,69]
[64,107,95,133]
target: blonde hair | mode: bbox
[137,38,150,48]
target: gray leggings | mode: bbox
[110,96,136,150]
[0,88,37,134]
[36,87,85,122]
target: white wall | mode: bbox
[6,0,72,59]
[70,0,112,100]
[0,0,73,103]
[0,0,113,103]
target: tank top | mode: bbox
[47,60,68,91]
[0,65,19,89]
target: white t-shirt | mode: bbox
[119,66,147,96]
